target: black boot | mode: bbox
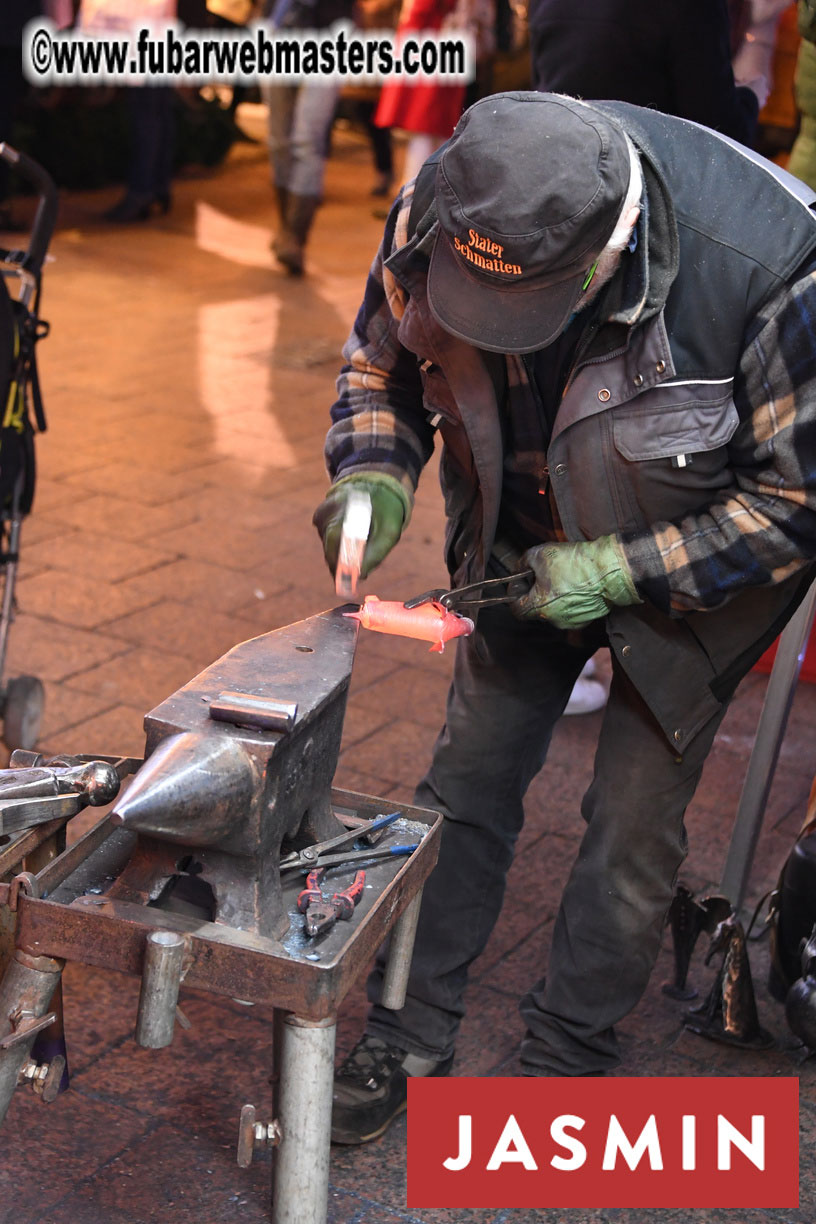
[103,190,171,223]
[274,193,319,277]
[271,184,289,252]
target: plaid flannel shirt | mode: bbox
[325,184,816,617]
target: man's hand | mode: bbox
[313,473,410,579]
[512,536,642,629]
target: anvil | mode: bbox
[109,607,359,940]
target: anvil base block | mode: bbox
[0,789,442,1224]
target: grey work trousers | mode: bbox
[366,605,732,1075]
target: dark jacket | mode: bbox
[528,0,759,148]
[1,1,43,47]
[325,103,816,748]
[263,0,353,31]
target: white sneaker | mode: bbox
[564,659,607,716]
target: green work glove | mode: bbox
[512,536,642,629]
[313,472,411,579]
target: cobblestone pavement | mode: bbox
[0,120,813,1224]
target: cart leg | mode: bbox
[272,1014,336,1224]
[0,949,64,1125]
[380,886,424,1010]
[720,580,816,909]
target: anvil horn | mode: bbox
[111,731,258,846]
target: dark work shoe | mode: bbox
[331,1034,453,1145]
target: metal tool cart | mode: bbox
[0,607,442,1224]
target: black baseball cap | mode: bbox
[427,92,632,354]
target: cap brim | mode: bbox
[427,228,585,355]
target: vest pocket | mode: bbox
[609,389,740,528]
[612,390,739,461]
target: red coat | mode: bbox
[374,0,466,136]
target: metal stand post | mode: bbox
[380,887,424,1010]
[720,582,816,910]
[135,931,186,1049]
[272,1014,336,1224]
[0,948,63,1124]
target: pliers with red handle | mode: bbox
[296,867,367,937]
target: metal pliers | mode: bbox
[404,569,535,612]
[297,866,366,937]
[279,811,412,873]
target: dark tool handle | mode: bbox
[441,568,536,610]
[0,144,58,279]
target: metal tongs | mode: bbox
[404,569,535,612]
[279,810,409,872]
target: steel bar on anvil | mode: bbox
[14,820,441,1018]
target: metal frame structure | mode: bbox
[0,787,441,1224]
[720,580,816,910]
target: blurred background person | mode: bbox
[731,0,793,112]
[341,0,399,198]
[0,0,44,231]
[206,0,262,140]
[80,0,195,222]
[103,84,176,221]
[374,0,466,185]
[788,0,816,186]
[262,0,354,276]
[527,0,762,148]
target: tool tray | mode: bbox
[10,789,442,1020]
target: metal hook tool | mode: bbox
[404,569,535,612]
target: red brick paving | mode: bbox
[0,119,812,1224]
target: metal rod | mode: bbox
[720,582,816,909]
[0,948,64,1125]
[271,1007,283,1114]
[135,931,186,1049]
[0,794,82,836]
[0,478,23,688]
[380,887,424,1010]
[272,1014,336,1224]
[33,812,117,899]
[29,977,69,1098]
[0,819,66,878]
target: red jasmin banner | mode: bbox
[407,1076,799,1209]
